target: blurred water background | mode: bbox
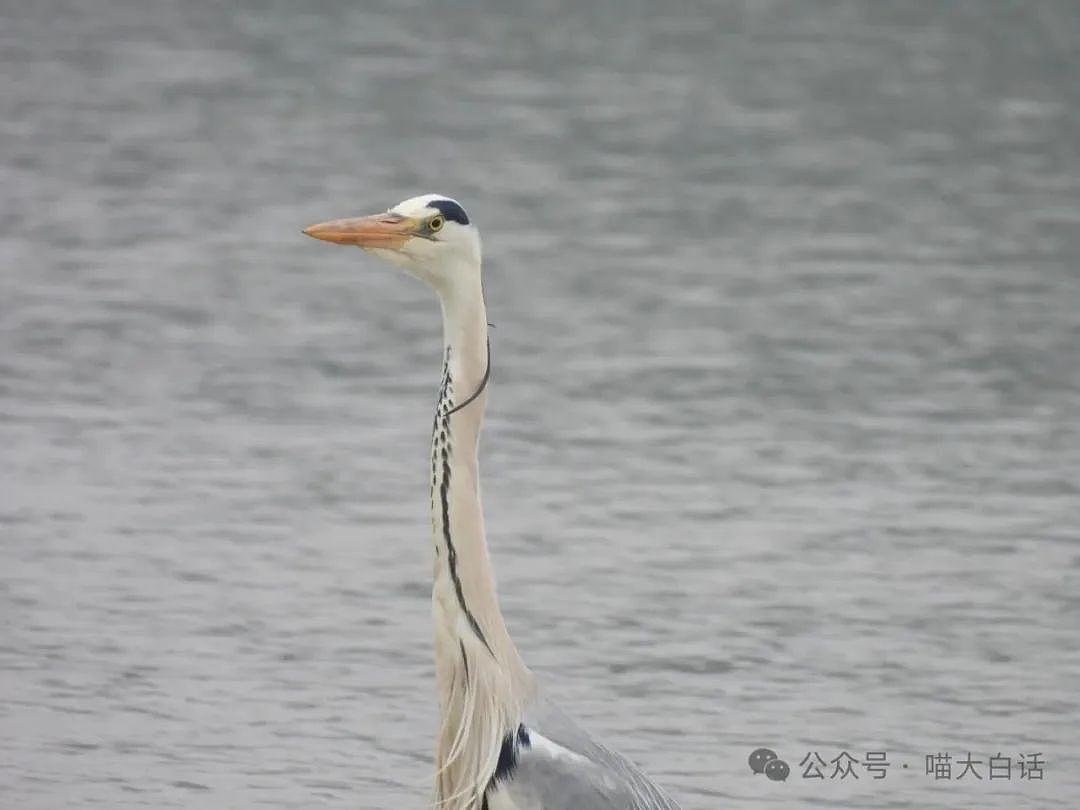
[2,1,1079,807]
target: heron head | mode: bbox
[303,194,481,290]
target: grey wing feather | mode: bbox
[495,698,682,810]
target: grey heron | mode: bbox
[304,194,684,810]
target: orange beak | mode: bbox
[302,212,419,249]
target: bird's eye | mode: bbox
[429,215,445,233]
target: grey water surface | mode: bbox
[2,1,1079,808]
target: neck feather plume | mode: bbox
[429,269,533,810]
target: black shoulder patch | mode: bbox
[429,198,470,225]
[491,724,530,785]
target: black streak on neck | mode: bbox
[435,354,494,658]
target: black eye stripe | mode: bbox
[428,199,469,226]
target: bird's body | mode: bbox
[304,195,682,810]
[489,699,683,810]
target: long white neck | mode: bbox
[429,265,532,810]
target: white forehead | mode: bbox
[391,193,457,218]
